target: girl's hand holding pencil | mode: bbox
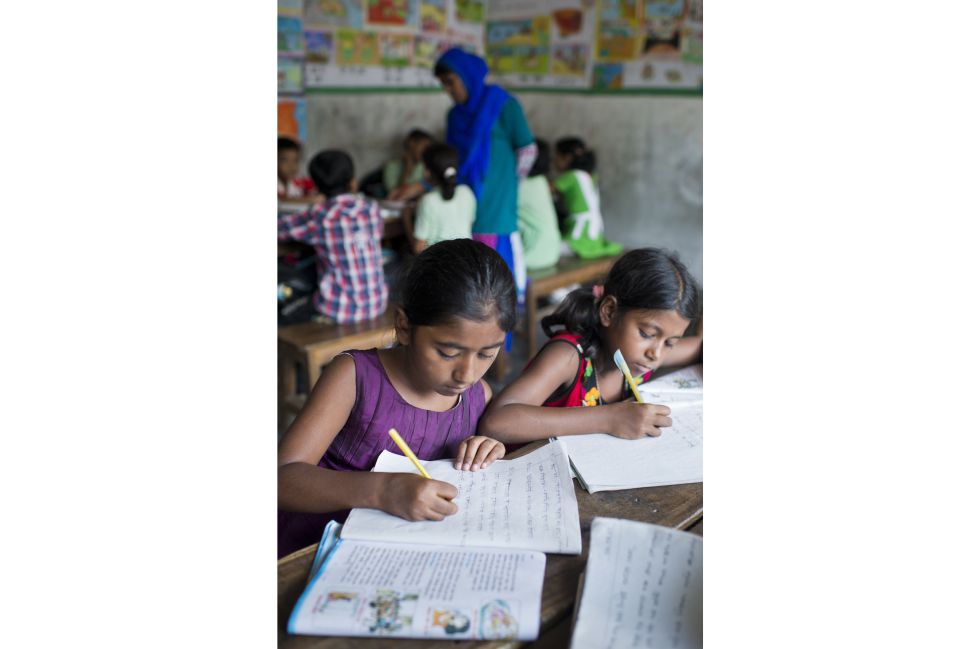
[377,473,459,522]
[605,401,673,440]
[383,428,459,522]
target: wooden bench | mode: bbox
[278,306,398,431]
[524,254,622,354]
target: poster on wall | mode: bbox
[336,29,382,66]
[278,15,305,54]
[288,0,698,92]
[304,29,333,63]
[367,0,420,27]
[486,0,594,89]
[278,57,304,94]
[304,0,364,28]
[596,19,638,62]
[278,98,307,142]
[639,0,684,59]
[485,16,550,75]
[299,0,484,89]
[455,0,485,24]
[279,0,303,16]
[420,0,447,32]
[379,33,414,66]
[590,0,700,90]
[414,34,451,68]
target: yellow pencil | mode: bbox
[388,428,432,479]
[613,349,645,404]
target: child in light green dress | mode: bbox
[553,137,624,259]
[517,139,562,270]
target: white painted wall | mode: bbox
[303,91,702,280]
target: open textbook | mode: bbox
[559,364,703,493]
[342,440,582,554]
[570,518,703,649]
[289,525,546,641]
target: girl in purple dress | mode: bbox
[278,239,517,557]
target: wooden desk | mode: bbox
[278,309,398,429]
[277,442,702,648]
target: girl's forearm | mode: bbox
[664,335,702,368]
[278,462,389,513]
[478,403,612,443]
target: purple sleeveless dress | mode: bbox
[278,348,487,558]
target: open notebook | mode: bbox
[570,517,703,649]
[559,364,703,493]
[289,521,546,641]
[341,440,582,554]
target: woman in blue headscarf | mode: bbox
[433,48,538,308]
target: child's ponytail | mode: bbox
[422,142,459,201]
[441,166,457,201]
[542,287,603,356]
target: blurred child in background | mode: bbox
[411,143,476,253]
[553,136,623,259]
[277,150,388,323]
[385,129,433,200]
[278,137,319,203]
[517,138,562,270]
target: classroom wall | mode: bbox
[303,92,703,280]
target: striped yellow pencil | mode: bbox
[613,349,645,404]
[388,428,432,479]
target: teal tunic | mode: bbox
[473,98,534,235]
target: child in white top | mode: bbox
[412,143,477,254]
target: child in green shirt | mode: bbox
[384,129,433,199]
[553,137,624,259]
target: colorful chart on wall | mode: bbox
[304,0,364,28]
[278,98,307,142]
[293,0,483,89]
[367,0,420,27]
[486,16,550,75]
[485,0,700,91]
[279,0,700,94]
[420,0,447,32]
[278,57,305,93]
[278,15,305,54]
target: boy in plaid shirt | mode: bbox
[277,150,388,323]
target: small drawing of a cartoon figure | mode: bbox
[479,599,519,639]
[366,590,418,635]
[431,608,472,636]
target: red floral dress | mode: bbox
[541,332,654,408]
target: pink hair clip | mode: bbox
[592,284,605,300]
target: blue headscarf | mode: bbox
[436,48,512,200]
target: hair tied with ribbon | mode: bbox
[444,166,457,178]
[592,284,605,300]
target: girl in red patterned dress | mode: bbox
[479,248,702,443]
